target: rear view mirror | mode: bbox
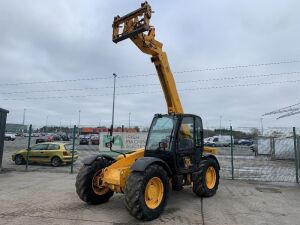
[105,142,112,148]
[105,137,115,148]
[159,141,168,150]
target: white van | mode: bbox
[205,135,233,147]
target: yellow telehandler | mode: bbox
[75,2,220,220]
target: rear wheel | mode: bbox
[51,157,61,167]
[75,158,114,204]
[124,164,169,221]
[15,154,25,165]
[193,157,219,197]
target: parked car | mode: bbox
[61,135,70,141]
[52,135,61,141]
[79,137,89,145]
[4,133,16,141]
[12,142,79,167]
[32,133,40,137]
[238,139,253,146]
[205,135,233,147]
[36,136,54,144]
[91,136,100,145]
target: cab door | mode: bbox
[176,116,196,173]
[43,144,61,163]
[29,144,49,163]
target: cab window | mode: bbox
[178,117,194,151]
[48,144,60,150]
[64,144,74,151]
[195,117,203,147]
[31,144,48,150]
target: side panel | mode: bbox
[82,154,116,165]
[101,149,145,192]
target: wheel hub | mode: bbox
[92,170,110,195]
[205,166,216,189]
[144,177,164,209]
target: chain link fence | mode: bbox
[2,123,300,184]
[216,126,299,183]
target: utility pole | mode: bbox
[22,108,26,134]
[22,108,26,125]
[78,110,81,136]
[59,119,62,132]
[45,115,49,133]
[206,122,209,138]
[219,115,222,135]
[260,118,264,136]
[129,112,131,129]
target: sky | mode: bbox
[0,0,300,130]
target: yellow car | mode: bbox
[12,142,79,167]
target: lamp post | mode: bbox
[129,112,131,129]
[78,110,81,136]
[260,118,264,136]
[111,73,117,129]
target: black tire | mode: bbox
[124,164,169,221]
[193,157,219,197]
[75,158,114,205]
[51,156,62,167]
[15,154,25,165]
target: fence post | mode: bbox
[270,137,275,159]
[298,137,300,169]
[70,125,76,174]
[230,126,234,180]
[293,127,299,183]
[25,124,32,171]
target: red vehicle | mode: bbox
[36,135,54,144]
[91,136,100,145]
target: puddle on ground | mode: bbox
[255,187,281,193]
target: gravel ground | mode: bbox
[0,171,299,225]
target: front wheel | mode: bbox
[75,158,114,205]
[15,154,25,165]
[193,157,220,197]
[124,164,169,221]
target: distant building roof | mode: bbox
[6,124,27,132]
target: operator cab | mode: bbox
[145,114,204,174]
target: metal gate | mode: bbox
[0,108,9,171]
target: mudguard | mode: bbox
[82,154,115,165]
[131,157,172,176]
[203,154,220,170]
